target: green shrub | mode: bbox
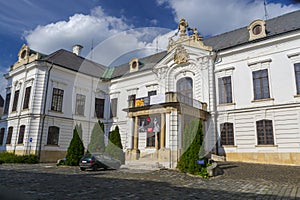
[177,118,206,176]
[65,124,85,166]
[0,152,39,164]
[105,126,125,164]
[88,121,105,153]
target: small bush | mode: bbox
[0,152,39,164]
[65,124,85,166]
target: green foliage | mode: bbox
[177,118,205,175]
[105,126,125,164]
[0,152,39,164]
[65,124,85,166]
[88,121,105,153]
[76,123,83,140]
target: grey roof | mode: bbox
[102,51,168,79]
[204,9,300,50]
[42,49,106,78]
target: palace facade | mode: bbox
[1,10,300,166]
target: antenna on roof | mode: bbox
[264,0,269,20]
[90,39,94,61]
[156,37,158,53]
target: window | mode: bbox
[47,126,59,145]
[218,76,232,104]
[95,98,105,118]
[128,94,136,108]
[176,77,193,106]
[17,125,25,144]
[253,69,270,100]
[51,88,64,112]
[148,91,157,97]
[295,63,300,94]
[75,94,85,116]
[256,120,274,145]
[110,98,118,118]
[6,127,13,145]
[0,128,5,145]
[220,123,234,145]
[12,90,19,111]
[3,93,11,114]
[23,86,31,109]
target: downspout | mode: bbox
[211,50,219,155]
[38,62,53,160]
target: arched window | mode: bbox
[17,125,25,144]
[6,127,13,145]
[0,128,5,145]
[256,120,274,145]
[176,77,193,106]
[220,123,234,145]
[47,126,60,145]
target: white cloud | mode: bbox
[0,70,7,98]
[24,6,173,66]
[24,6,133,57]
[158,0,300,36]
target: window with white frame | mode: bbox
[12,90,19,111]
[17,125,25,144]
[294,63,300,95]
[256,119,274,145]
[253,69,270,100]
[0,128,5,145]
[6,127,13,145]
[51,88,64,112]
[218,76,233,104]
[3,93,11,114]
[47,126,60,145]
[220,122,234,145]
[23,86,31,109]
[75,94,85,116]
[110,98,118,118]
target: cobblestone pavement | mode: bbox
[0,162,299,200]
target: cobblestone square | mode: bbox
[0,162,299,200]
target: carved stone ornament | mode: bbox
[174,45,189,64]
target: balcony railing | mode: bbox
[128,92,207,111]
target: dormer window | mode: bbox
[18,44,30,62]
[129,58,139,72]
[248,20,266,41]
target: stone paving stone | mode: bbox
[0,162,300,199]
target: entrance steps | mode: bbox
[120,161,165,171]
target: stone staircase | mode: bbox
[120,161,166,171]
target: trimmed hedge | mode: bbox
[0,152,39,164]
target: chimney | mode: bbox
[72,44,83,56]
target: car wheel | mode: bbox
[92,165,98,171]
[80,167,86,171]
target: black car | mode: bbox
[79,153,121,171]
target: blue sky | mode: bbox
[0,0,300,97]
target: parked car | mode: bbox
[79,153,121,171]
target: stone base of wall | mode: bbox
[225,152,300,165]
[39,151,67,162]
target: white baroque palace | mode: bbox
[1,11,300,166]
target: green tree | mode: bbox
[177,118,204,175]
[65,124,85,166]
[88,121,105,153]
[105,126,125,164]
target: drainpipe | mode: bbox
[211,50,219,155]
[38,62,53,160]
